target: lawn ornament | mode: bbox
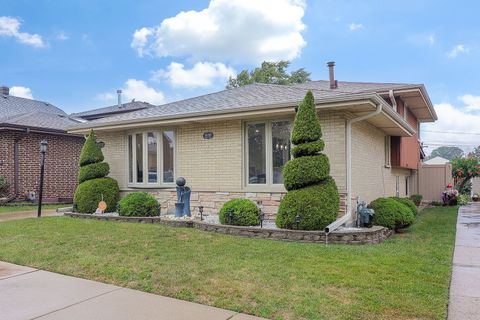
[356,200,374,228]
[175,177,191,217]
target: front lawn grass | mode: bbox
[0,206,457,320]
[0,204,70,214]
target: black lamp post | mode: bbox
[259,210,265,228]
[37,140,48,218]
[294,214,302,230]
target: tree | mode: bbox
[427,146,464,161]
[226,61,311,89]
[74,130,119,213]
[276,91,339,230]
[469,145,480,160]
[451,157,480,194]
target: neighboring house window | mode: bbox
[246,120,291,186]
[127,130,175,186]
[405,176,410,196]
[384,136,391,167]
[395,176,400,197]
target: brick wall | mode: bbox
[0,130,84,202]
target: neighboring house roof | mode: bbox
[70,101,155,120]
[424,156,450,165]
[0,93,81,133]
[67,80,437,133]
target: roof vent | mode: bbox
[327,61,338,89]
[1,86,9,96]
[117,89,122,108]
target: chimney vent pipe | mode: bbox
[117,89,122,108]
[1,86,9,96]
[327,61,337,89]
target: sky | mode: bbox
[1,0,479,155]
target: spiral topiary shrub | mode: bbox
[219,199,260,226]
[276,91,339,230]
[368,197,414,231]
[118,192,160,217]
[74,130,119,213]
[390,197,418,217]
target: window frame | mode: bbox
[244,119,292,188]
[126,129,176,188]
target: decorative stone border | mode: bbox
[65,212,391,245]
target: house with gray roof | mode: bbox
[67,62,438,223]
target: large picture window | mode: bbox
[127,130,175,186]
[246,120,291,186]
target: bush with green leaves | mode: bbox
[0,175,9,197]
[74,130,119,213]
[410,194,423,206]
[368,197,414,231]
[276,91,339,230]
[457,194,470,206]
[390,197,418,217]
[219,199,260,226]
[118,192,160,217]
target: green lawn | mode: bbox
[0,204,71,214]
[0,206,457,320]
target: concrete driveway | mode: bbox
[0,261,265,320]
[0,209,62,222]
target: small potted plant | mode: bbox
[410,194,423,206]
[473,193,480,202]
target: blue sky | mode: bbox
[1,0,479,153]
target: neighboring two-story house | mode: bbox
[67,63,437,221]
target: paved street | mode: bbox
[448,203,480,320]
[0,261,265,320]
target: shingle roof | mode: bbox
[70,101,154,119]
[68,81,421,130]
[0,94,80,132]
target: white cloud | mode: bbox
[428,34,435,45]
[459,94,480,111]
[349,23,363,31]
[447,44,469,58]
[422,102,480,155]
[96,79,165,105]
[0,16,45,48]
[10,86,33,99]
[131,0,306,64]
[56,31,69,41]
[407,33,435,46]
[152,62,236,88]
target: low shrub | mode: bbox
[430,201,443,206]
[410,194,423,206]
[282,154,329,191]
[390,197,418,217]
[78,162,110,184]
[0,175,9,197]
[118,192,160,217]
[74,177,119,213]
[368,197,414,231]
[457,194,470,206]
[219,199,260,226]
[276,177,339,230]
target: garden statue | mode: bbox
[175,177,191,217]
[356,200,374,228]
[442,184,458,206]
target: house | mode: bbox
[0,87,153,203]
[424,156,450,165]
[67,63,437,221]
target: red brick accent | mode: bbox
[0,130,84,202]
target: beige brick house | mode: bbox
[68,67,437,222]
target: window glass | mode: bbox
[128,135,133,183]
[162,131,175,183]
[272,121,291,184]
[136,133,143,183]
[147,132,157,183]
[247,123,266,184]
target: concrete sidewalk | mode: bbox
[448,203,480,320]
[0,209,61,222]
[0,261,266,320]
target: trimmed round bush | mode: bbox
[78,162,110,184]
[390,197,418,217]
[282,154,330,191]
[118,192,160,217]
[276,177,339,230]
[291,140,325,158]
[219,199,260,226]
[74,177,119,213]
[79,130,104,166]
[291,91,322,145]
[368,197,414,231]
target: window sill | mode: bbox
[127,183,176,189]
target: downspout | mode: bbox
[325,103,383,233]
[13,138,20,199]
[389,90,397,112]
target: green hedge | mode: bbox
[79,130,104,167]
[368,197,414,231]
[78,162,110,184]
[282,154,329,191]
[219,199,260,226]
[291,91,322,145]
[291,140,325,158]
[118,192,160,217]
[390,197,418,217]
[74,177,119,213]
[276,178,339,230]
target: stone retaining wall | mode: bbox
[65,212,391,245]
